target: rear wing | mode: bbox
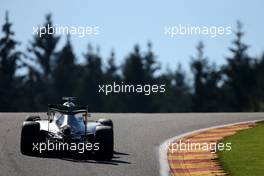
[48,104,88,115]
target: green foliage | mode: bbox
[78,44,104,112]
[25,14,60,110]
[191,41,223,112]
[222,21,257,111]
[53,36,78,99]
[121,45,158,112]
[0,11,21,111]
[218,122,264,176]
[0,14,264,112]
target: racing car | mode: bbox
[20,97,114,159]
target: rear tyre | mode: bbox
[25,115,41,121]
[94,126,114,160]
[20,121,40,156]
[97,119,113,127]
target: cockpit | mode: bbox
[54,113,85,134]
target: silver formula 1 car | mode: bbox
[20,97,114,159]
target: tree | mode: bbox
[222,21,256,111]
[26,14,60,110]
[28,14,60,80]
[0,12,22,111]
[191,41,221,112]
[157,64,191,112]
[78,44,104,111]
[123,45,146,84]
[53,36,78,100]
[105,50,120,81]
[173,64,191,111]
[143,42,160,82]
[122,45,157,112]
[251,53,264,111]
[103,50,121,112]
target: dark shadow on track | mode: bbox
[21,150,131,165]
[60,151,131,165]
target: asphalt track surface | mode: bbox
[1,113,264,176]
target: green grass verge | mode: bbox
[218,121,264,176]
